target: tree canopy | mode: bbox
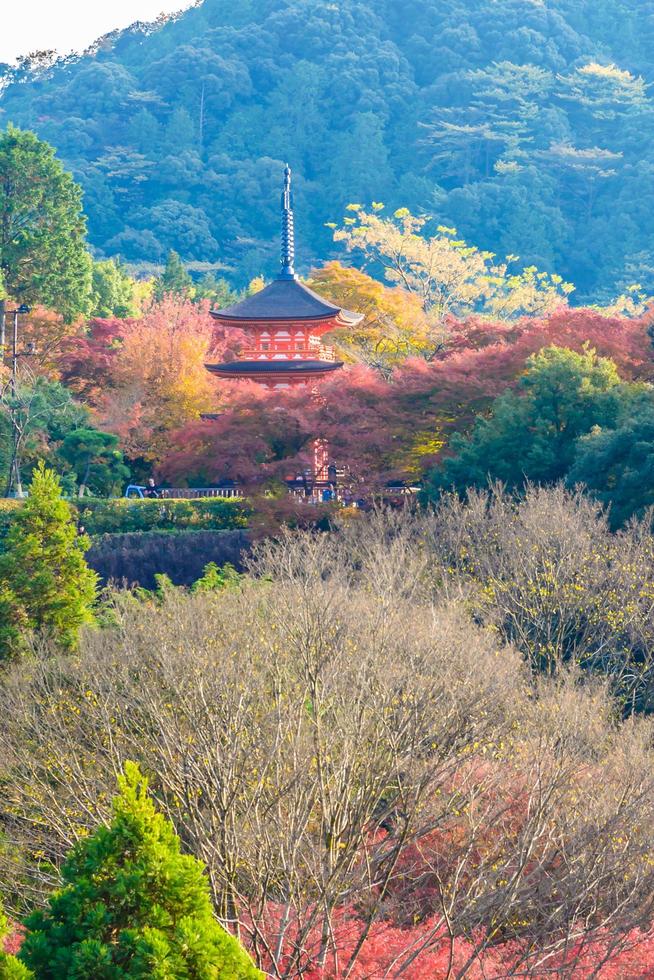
[0,126,91,320]
[0,462,97,659]
[2,0,654,300]
[568,403,654,527]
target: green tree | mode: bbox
[19,763,263,980]
[191,561,243,593]
[154,249,193,300]
[331,111,393,203]
[0,585,29,664]
[58,428,130,498]
[0,126,91,321]
[164,107,195,150]
[126,108,162,155]
[0,905,31,979]
[424,346,637,499]
[568,400,654,527]
[90,260,139,318]
[0,377,88,497]
[0,462,97,659]
[192,273,238,308]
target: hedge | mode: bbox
[87,529,250,589]
[76,498,250,535]
[0,497,250,542]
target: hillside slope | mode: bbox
[2,0,654,299]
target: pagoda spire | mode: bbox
[279,164,296,280]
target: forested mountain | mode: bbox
[3,0,654,299]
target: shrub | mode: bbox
[246,495,339,539]
[0,498,249,543]
[191,562,244,593]
[426,484,654,713]
[3,511,654,975]
[0,905,30,978]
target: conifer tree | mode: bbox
[154,250,193,299]
[19,763,262,979]
[0,462,97,659]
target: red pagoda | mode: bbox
[206,166,362,389]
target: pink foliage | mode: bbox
[248,910,654,978]
[58,302,654,487]
[2,922,24,956]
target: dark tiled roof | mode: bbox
[210,277,361,323]
[206,358,344,375]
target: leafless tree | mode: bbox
[1,508,654,976]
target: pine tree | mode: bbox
[154,250,193,300]
[0,462,97,659]
[0,585,28,664]
[58,428,130,498]
[19,763,263,980]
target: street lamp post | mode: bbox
[4,304,31,497]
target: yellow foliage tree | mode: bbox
[333,205,574,322]
[309,262,448,372]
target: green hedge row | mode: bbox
[0,497,250,541]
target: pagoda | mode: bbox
[206,166,363,389]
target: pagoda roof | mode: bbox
[206,358,344,376]
[211,277,362,324]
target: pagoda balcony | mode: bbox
[238,342,337,362]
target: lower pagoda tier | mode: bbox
[206,357,344,387]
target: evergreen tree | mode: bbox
[423,346,638,499]
[154,250,193,299]
[0,462,97,659]
[126,108,161,156]
[0,585,29,665]
[19,763,263,980]
[59,428,130,498]
[164,107,195,151]
[568,400,654,527]
[192,273,238,308]
[0,126,91,321]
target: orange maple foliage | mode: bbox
[12,306,87,380]
[99,296,224,462]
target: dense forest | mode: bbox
[3,0,654,299]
